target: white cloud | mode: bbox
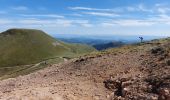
[1,3,170,35]
[101,19,155,27]
[11,6,28,11]
[101,14,170,27]
[69,6,119,18]
[71,20,93,27]
[126,4,153,13]
[157,8,170,14]
[126,7,136,12]
[115,20,155,26]
[21,14,65,18]
[0,19,13,24]
[83,12,119,17]
[0,17,93,28]
[69,5,154,13]
[101,22,115,27]
[68,7,114,12]
[69,13,83,17]
[155,3,166,7]
[152,14,170,24]
[138,4,152,12]
[69,7,93,10]
[18,19,72,27]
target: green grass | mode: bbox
[0,28,96,79]
[85,37,170,58]
[0,29,96,67]
[0,57,64,80]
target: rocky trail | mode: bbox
[0,40,169,100]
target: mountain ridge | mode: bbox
[0,28,96,67]
[0,29,96,79]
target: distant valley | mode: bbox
[56,34,164,50]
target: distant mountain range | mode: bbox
[55,34,165,50]
[93,41,125,50]
[57,37,126,50]
[57,37,111,45]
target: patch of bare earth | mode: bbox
[0,42,169,100]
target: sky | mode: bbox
[0,0,170,36]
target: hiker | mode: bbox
[139,37,143,43]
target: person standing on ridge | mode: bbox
[139,37,143,43]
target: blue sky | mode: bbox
[0,0,170,36]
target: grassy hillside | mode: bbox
[0,29,96,67]
[0,36,169,99]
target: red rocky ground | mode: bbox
[0,39,169,100]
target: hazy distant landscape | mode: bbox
[55,34,166,50]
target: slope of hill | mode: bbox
[0,29,96,79]
[0,37,169,100]
[0,29,96,67]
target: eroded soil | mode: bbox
[0,41,169,100]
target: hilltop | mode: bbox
[0,37,169,99]
[0,29,96,67]
[0,29,96,79]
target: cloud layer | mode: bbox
[0,2,170,36]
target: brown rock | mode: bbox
[108,92,115,100]
[121,81,132,88]
[159,88,169,96]
[159,88,170,100]
[150,96,158,100]
[122,88,129,97]
[166,59,170,66]
[159,95,166,100]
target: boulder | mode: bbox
[166,59,170,66]
[151,46,165,55]
[159,88,170,100]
